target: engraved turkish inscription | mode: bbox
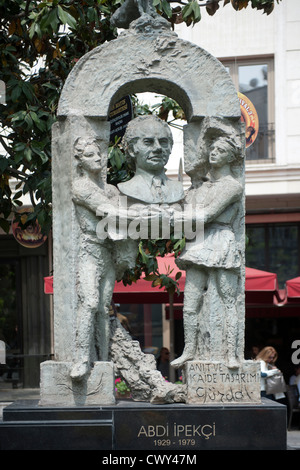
[185,361,261,404]
[114,409,217,450]
[137,421,216,448]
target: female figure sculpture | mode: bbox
[172,127,244,369]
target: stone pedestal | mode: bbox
[185,361,261,405]
[0,399,286,450]
[39,361,115,406]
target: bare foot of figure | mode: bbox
[170,345,195,369]
[70,361,89,381]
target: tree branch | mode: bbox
[169,0,222,4]
[7,168,27,181]
[24,0,31,17]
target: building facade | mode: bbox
[0,1,299,395]
[164,1,300,373]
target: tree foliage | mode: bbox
[0,0,281,235]
[0,0,120,234]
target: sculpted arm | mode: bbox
[72,180,119,214]
[203,181,242,224]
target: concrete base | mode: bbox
[185,360,261,404]
[0,398,286,450]
[39,361,115,406]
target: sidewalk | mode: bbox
[287,429,300,450]
[1,386,300,450]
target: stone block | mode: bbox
[185,360,261,405]
[0,398,286,450]
[39,361,115,406]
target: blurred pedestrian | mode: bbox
[156,347,170,380]
[256,346,286,401]
[289,365,300,401]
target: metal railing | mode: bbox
[246,123,275,164]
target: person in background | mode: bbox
[289,365,300,401]
[156,347,170,381]
[250,345,260,360]
[256,346,285,401]
[245,345,261,360]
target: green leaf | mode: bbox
[182,1,201,25]
[42,8,60,31]
[12,199,23,207]
[0,217,10,234]
[11,85,22,102]
[13,142,27,152]
[144,274,158,281]
[11,110,26,123]
[58,5,77,29]
[24,148,32,162]
[161,0,173,18]
[14,152,25,164]
[0,157,9,173]
[42,83,58,91]
[182,1,194,20]
[138,242,151,264]
[30,111,46,131]
[24,113,33,129]
[21,82,35,101]
[13,190,23,200]
[173,238,185,254]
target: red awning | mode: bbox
[44,275,53,294]
[44,254,185,303]
[44,258,284,305]
[245,267,282,304]
[245,268,285,304]
[245,267,278,291]
[286,276,300,302]
[113,254,185,304]
[115,264,283,305]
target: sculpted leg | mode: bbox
[70,298,97,381]
[217,269,240,368]
[96,262,116,362]
[71,246,100,381]
[171,267,207,369]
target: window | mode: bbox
[0,260,23,388]
[222,57,275,163]
[246,223,300,288]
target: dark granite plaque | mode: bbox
[113,399,287,450]
[0,400,113,450]
[0,398,287,450]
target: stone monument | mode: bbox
[39,1,261,407]
[172,117,261,404]
[1,1,289,452]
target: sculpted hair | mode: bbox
[74,137,100,159]
[210,132,244,164]
[123,114,173,161]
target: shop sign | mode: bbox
[12,208,47,248]
[109,96,133,144]
[238,92,259,148]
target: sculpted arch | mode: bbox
[51,19,242,371]
[57,27,240,121]
[40,12,262,407]
[107,78,193,122]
